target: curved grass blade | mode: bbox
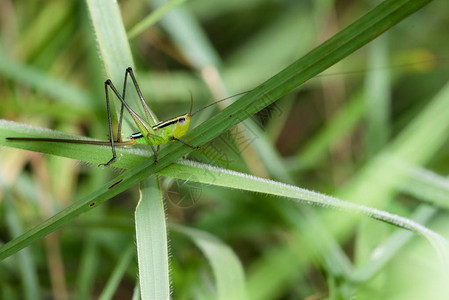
[347,205,436,284]
[172,225,248,300]
[401,165,449,209]
[158,160,449,274]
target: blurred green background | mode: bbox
[1,0,449,299]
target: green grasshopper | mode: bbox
[7,67,247,166]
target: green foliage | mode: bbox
[1,0,449,299]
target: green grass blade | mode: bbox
[98,244,135,300]
[348,205,436,284]
[0,51,92,109]
[17,1,72,61]
[2,188,40,300]
[150,0,220,68]
[401,165,449,209]
[135,177,170,299]
[0,0,433,262]
[87,2,169,297]
[333,80,449,243]
[0,120,151,168]
[132,282,141,300]
[158,160,449,272]
[225,8,318,89]
[75,238,99,300]
[291,91,365,171]
[128,0,188,40]
[245,237,306,300]
[364,35,391,157]
[355,36,392,266]
[172,225,248,300]
[86,0,134,80]
[86,0,158,127]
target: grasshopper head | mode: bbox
[173,114,192,139]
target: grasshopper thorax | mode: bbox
[153,113,192,139]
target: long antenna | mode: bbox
[189,91,194,115]
[191,90,252,116]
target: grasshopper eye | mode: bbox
[179,117,186,124]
